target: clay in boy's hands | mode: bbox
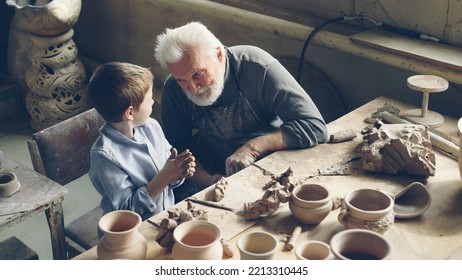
[165,148,196,181]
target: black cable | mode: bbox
[296,16,345,82]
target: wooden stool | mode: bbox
[0,236,39,260]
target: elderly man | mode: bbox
[154,22,328,199]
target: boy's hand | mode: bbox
[162,148,196,182]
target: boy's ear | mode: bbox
[123,106,135,121]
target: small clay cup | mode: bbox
[237,231,279,260]
[289,184,332,225]
[330,229,392,260]
[295,240,333,260]
[0,171,20,197]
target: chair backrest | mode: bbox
[27,108,105,185]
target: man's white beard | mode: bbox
[183,65,225,106]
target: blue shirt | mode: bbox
[89,118,182,221]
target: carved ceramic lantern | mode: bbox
[6,0,90,130]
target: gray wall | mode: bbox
[73,0,462,119]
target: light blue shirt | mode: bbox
[89,118,182,221]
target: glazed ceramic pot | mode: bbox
[171,220,223,260]
[330,229,392,260]
[289,184,332,225]
[97,210,147,260]
[236,231,279,260]
[338,188,395,234]
[0,171,20,197]
[458,117,462,180]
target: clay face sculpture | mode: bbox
[338,188,395,234]
[237,231,279,260]
[330,229,392,260]
[289,184,333,225]
[360,123,436,176]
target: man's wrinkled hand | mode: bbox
[225,147,258,176]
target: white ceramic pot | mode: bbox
[338,188,395,234]
[171,220,223,260]
[97,210,147,260]
[289,184,332,225]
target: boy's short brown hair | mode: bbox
[87,62,154,123]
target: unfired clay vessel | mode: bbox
[295,240,333,260]
[289,184,332,225]
[338,188,395,234]
[330,229,392,260]
[97,210,147,260]
[171,220,223,260]
[393,182,431,218]
[0,171,20,197]
[236,231,279,260]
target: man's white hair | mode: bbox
[154,21,224,69]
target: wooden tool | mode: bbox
[286,226,302,251]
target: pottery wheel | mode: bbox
[404,75,448,128]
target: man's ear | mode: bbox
[217,47,224,62]
[123,106,134,121]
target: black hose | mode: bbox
[296,16,345,82]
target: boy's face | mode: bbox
[132,86,154,126]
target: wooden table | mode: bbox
[74,96,462,260]
[0,151,68,260]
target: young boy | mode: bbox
[87,62,195,224]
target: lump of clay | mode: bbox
[213,177,228,202]
[360,123,436,176]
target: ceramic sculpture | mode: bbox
[6,0,90,130]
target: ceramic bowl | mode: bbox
[289,184,332,225]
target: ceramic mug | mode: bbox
[294,240,333,260]
[289,184,333,225]
[338,188,395,234]
[330,229,392,260]
[237,231,279,260]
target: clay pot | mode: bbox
[171,220,223,260]
[236,231,279,260]
[458,117,462,180]
[97,210,147,260]
[289,184,332,225]
[330,229,392,260]
[294,240,333,260]
[0,171,20,197]
[338,188,395,234]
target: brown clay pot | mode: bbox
[289,184,332,225]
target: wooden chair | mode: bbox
[27,108,105,259]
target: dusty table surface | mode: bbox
[74,96,461,260]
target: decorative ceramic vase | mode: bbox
[289,184,332,225]
[171,220,223,260]
[0,171,20,197]
[338,188,395,234]
[6,0,90,130]
[97,210,147,260]
[330,229,392,260]
[458,117,462,180]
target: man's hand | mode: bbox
[225,144,259,176]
